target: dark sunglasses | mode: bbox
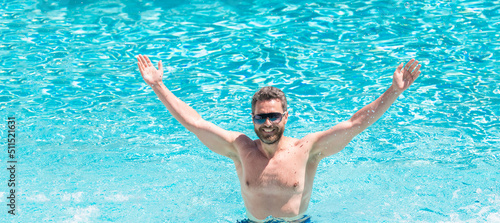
[252,112,286,125]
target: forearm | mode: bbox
[349,85,401,133]
[150,82,202,131]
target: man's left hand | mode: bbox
[392,59,422,93]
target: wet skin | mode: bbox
[137,54,423,221]
[230,99,321,219]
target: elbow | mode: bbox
[347,118,362,129]
[349,112,374,128]
[346,118,366,135]
[180,118,203,132]
[184,117,204,132]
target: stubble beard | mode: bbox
[254,125,284,145]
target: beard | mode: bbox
[254,125,285,145]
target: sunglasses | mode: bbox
[252,112,286,125]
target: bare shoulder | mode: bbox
[290,135,314,153]
[233,133,255,147]
[229,133,256,159]
[297,133,320,147]
[298,133,323,162]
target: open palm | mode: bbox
[393,59,421,92]
[137,54,163,86]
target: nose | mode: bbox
[263,117,273,126]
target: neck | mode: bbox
[259,137,286,159]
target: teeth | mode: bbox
[263,129,274,132]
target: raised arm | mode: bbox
[137,55,243,158]
[309,59,422,159]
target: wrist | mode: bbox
[149,81,164,88]
[389,84,403,95]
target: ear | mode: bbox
[283,111,289,125]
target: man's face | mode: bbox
[253,99,287,145]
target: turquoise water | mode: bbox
[1,0,499,222]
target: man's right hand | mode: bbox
[137,54,163,87]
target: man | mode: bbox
[136,55,421,222]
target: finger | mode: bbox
[139,59,145,70]
[408,60,419,72]
[137,54,145,66]
[413,64,422,75]
[137,61,145,75]
[158,60,163,73]
[145,55,153,66]
[413,70,421,80]
[396,62,404,72]
[137,54,144,65]
[136,56,142,68]
[139,55,148,67]
[404,59,415,71]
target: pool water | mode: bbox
[1,0,499,222]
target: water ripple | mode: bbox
[1,0,499,222]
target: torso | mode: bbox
[232,136,321,220]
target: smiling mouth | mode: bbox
[262,128,275,133]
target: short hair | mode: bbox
[251,86,287,114]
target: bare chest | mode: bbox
[241,150,308,192]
